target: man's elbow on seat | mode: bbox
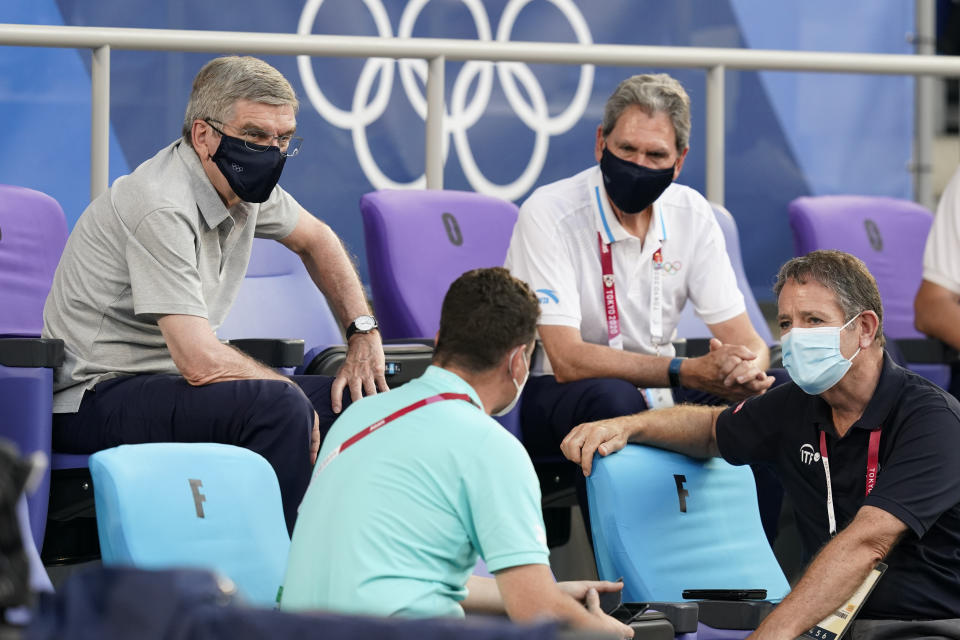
[171,346,230,387]
[550,359,581,384]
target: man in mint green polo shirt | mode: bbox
[282,267,631,637]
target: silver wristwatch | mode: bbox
[346,314,378,340]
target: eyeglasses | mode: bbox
[205,119,303,157]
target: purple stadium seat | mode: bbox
[675,203,775,349]
[787,195,948,386]
[0,184,68,553]
[360,188,523,437]
[360,189,520,341]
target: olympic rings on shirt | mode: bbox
[655,260,683,274]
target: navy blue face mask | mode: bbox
[599,147,674,214]
[212,133,286,204]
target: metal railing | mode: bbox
[1,19,957,206]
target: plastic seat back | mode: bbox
[675,204,774,347]
[90,442,290,607]
[360,189,519,340]
[588,444,789,604]
[787,195,946,386]
[0,184,69,551]
[0,185,68,338]
[218,237,343,364]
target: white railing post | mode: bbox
[90,44,110,201]
[706,65,725,206]
[914,0,936,210]
[425,55,445,190]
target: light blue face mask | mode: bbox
[782,314,861,395]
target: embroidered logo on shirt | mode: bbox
[799,444,821,465]
[661,260,682,274]
[536,288,559,304]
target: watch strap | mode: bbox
[668,357,685,388]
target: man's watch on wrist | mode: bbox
[346,314,378,340]
[668,357,686,388]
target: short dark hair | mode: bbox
[434,267,540,372]
[774,249,885,347]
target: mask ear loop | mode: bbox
[841,312,863,363]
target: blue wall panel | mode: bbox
[0,1,914,301]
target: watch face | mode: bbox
[354,315,377,331]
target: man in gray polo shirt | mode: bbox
[42,56,386,532]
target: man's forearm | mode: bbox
[298,223,371,327]
[462,576,505,614]
[627,405,723,459]
[749,526,892,639]
[915,281,960,350]
[545,338,673,387]
[182,342,292,386]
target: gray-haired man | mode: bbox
[504,73,774,489]
[43,56,386,532]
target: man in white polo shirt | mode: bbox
[505,73,777,528]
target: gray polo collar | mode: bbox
[175,139,234,229]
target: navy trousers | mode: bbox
[52,374,351,534]
[520,371,790,544]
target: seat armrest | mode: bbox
[304,344,433,388]
[695,599,774,630]
[226,339,304,368]
[895,337,958,364]
[642,602,700,634]
[0,338,64,368]
[768,343,783,369]
[673,338,711,358]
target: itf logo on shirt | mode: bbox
[536,288,559,304]
[799,444,821,465]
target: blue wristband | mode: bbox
[668,357,685,388]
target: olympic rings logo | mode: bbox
[296,0,594,201]
[654,260,682,274]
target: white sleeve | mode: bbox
[504,193,581,328]
[685,200,746,325]
[923,166,960,294]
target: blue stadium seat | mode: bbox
[588,444,790,637]
[90,442,290,608]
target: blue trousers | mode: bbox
[520,372,789,544]
[52,374,351,534]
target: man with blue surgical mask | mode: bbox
[561,250,960,637]
[43,56,387,533]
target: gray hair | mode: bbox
[181,56,299,147]
[601,73,691,154]
[773,250,885,347]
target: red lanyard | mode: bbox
[597,232,623,350]
[597,232,667,354]
[310,392,476,479]
[818,429,882,536]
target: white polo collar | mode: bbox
[588,166,668,247]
